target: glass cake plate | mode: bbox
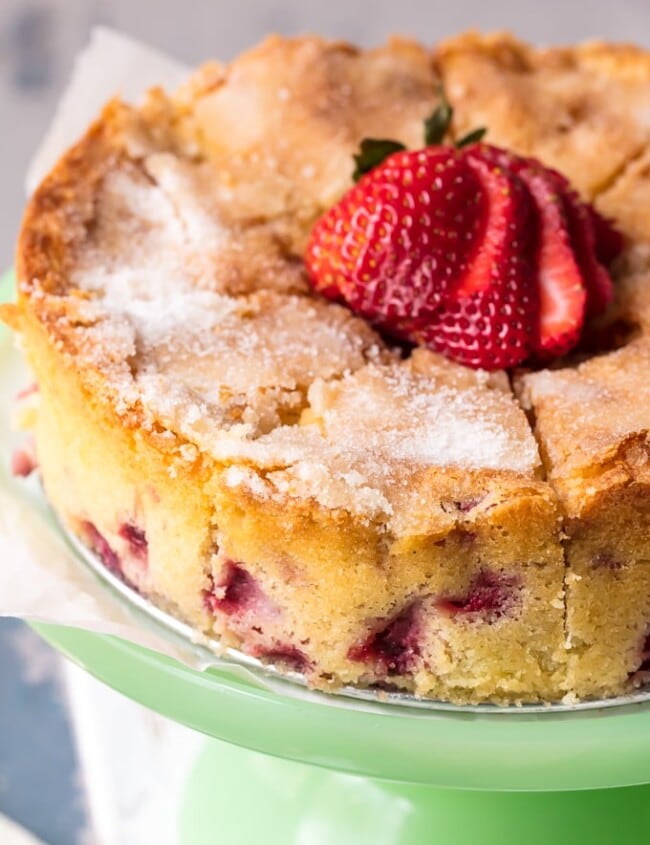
[5,268,650,844]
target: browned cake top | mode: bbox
[10,32,650,520]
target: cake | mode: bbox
[4,32,650,704]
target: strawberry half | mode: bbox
[416,149,538,369]
[306,147,486,325]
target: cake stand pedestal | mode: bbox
[179,737,650,845]
[33,624,650,845]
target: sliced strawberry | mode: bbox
[561,190,614,318]
[534,170,623,317]
[416,149,538,369]
[305,135,619,370]
[519,169,586,356]
[588,207,625,267]
[305,147,487,324]
[533,164,617,317]
[469,146,586,357]
[518,160,619,316]
[416,283,537,370]
[534,163,624,267]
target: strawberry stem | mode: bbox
[350,90,487,181]
[456,127,487,148]
[424,87,454,145]
[352,138,406,182]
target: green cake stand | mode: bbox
[32,622,650,844]
[3,268,650,844]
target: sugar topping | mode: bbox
[62,118,540,519]
[310,364,538,470]
[70,159,386,438]
[217,360,540,519]
[523,340,650,479]
[178,35,439,222]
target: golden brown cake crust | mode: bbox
[8,32,650,704]
[174,36,440,239]
[435,31,650,199]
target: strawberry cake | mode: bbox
[4,32,650,704]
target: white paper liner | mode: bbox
[26,27,189,193]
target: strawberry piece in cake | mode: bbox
[348,602,422,676]
[10,437,38,478]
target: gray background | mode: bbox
[0,619,88,845]
[2,1,650,843]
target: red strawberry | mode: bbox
[562,190,615,317]
[471,146,586,357]
[534,164,619,317]
[305,132,621,370]
[588,207,625,267]
[306,147,486,324]
[520,162,620,316]
[306,146,542,369]
[416,149,538,369]
[517,168,586,356]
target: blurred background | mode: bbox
[2,1,650,843]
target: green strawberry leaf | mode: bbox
[424,88,454,145]
[456,127,487,148]
[352,138,406,182]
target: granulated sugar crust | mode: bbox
[12,32,650,519]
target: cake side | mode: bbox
[520,340,650,696]
[211,465,566,700]
[18,314,217,624]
